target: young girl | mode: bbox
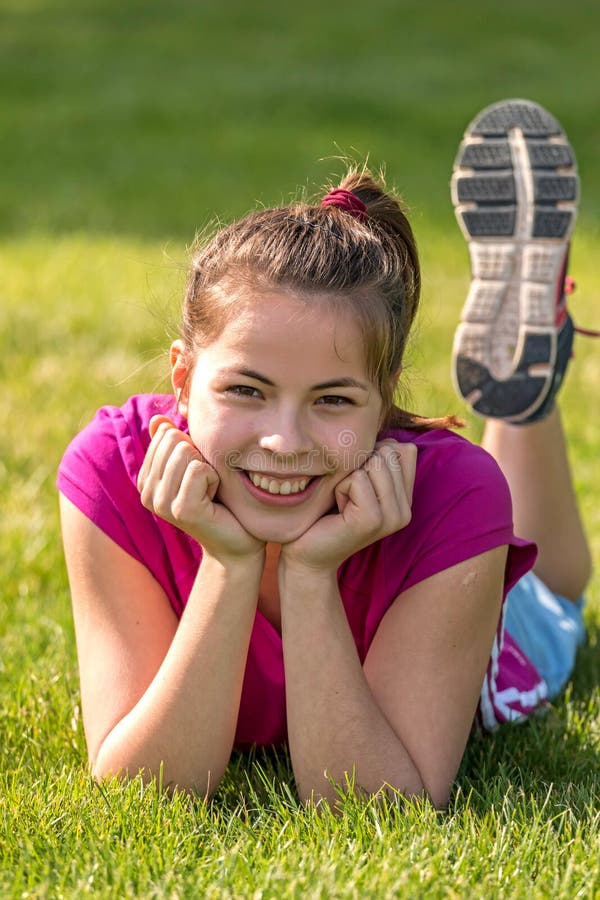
[58,99,592,809]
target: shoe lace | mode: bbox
[564,277,600,338]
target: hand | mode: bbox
[138,416,265,565]
[279,440,417,574]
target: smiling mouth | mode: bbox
[245,471,315,495]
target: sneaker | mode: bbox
[450,99,579,423]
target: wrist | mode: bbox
[278,555,339,593]
[200,548,265,582]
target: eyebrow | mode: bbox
[222,367,370,392]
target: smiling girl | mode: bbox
[58,100,591,809]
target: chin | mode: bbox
[243,520,316,546]
[234,508,326,546]
[218,480,337,546]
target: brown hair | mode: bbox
[181,166,460,430]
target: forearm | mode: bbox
[279,566,424,805]
[93,554,261,794]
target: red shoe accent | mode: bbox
[561,275,600,337]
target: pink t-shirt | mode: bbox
[57,394,544,745]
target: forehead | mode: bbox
[208,291,369,372]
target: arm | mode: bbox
[279,546,506,809]
[278,438,506,808]
[61,497,262,795]
[60,416,265,795]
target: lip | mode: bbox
[248,470,315,480]
[240,470,322,506]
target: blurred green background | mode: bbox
[2,0,600,239]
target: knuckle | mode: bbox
[363,455,376,473]
[154,421,173,441]
[164,431,185,453]
[366,507,383,531]
[170,496,188,521]
[152,488,172,520]
[375,438,398,452]
[170,440,193,464]
[153,500,170,520]
[380,444,401,466]
[390,506,411,531]
[187,457,205,474]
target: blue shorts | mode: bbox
[504,570,587,699]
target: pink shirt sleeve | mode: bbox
[56,395,199,617]
[57,403,148,563]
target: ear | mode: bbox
[170,340,191,417]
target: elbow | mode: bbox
[295,768,446,811]
[296,782,447,812]
[419,768,455,810]
[90,752,223,799]
[426,784,452,811]
[90,754,128,787]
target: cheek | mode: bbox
[325,423,379,474]
[187,411,249,472]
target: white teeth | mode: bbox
[248,472,311,495]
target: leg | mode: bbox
[450,100,592,707]
[450,99,592,600]
[481,407,591,601]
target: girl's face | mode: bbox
[172,291,388,544]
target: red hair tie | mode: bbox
[321,188,368,221]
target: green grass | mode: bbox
[1,1,600,896]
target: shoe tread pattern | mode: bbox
[451,100,578,422]
[452,99,578,240]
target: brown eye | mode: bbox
[227,385,263,399]
[317,395,353,406]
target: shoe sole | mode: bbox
[450,99,579,421]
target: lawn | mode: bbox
[1,1,599,896]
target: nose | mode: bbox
[258,409,315,457]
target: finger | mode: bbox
[364,443,415,528]
[172,457,221,524]
[363,448,403,517]
[149,414,177,439]
[139,418,178,489]
[374,440,417,505]
[177,449,220,503]
[334,468,383,531]
[151,440,205,516]
[138,422,196,493]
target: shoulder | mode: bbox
[78,393,184,451]
[57,394,197,617]
[375,427,534,595]
[381,426,511,512]
[56,394,177,545]
[60,394,184,480]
